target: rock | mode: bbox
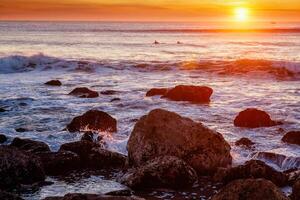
[282,131,300,146]
[0,190,24,200]
[127,109,232,174]
[111,98,121,102]
[291,179,300,200]
[120,156,198,189]
[0,134,7,143]
[0,107,6,112]
[101,90,118,95]
[211,178,289,200]
[162,85,213,103]
[69,87,99,98]
[146,88,168,97]
[10,137,50,153]
[81,132,94,142]
[66,110,117,133]
[213,160,288,186]
[44,80,62,86]
[234,108,281,128]
[105,189,132,196]
[36,151,81,176]
[15,128,28,133]
[0,146,45,189]
[235,137,255,148]
[43,193,144,200]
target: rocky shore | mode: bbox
[0,83,299,200]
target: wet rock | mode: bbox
[105,189,132,196]
[291,179,300,200]
[15,128,28,133]
[36,151,81,176]
[0,190,24,200]
[43,193,144,200]
[146,88,168,97]
[162,85,213,103]
[0,146,45,189]
[282,131,300,146]
[111,98,121,102]
[127,109,232,175]
[44,80,62,86]
[286,169,300,185]
[101,90,118,95]
[234,108,281,128]
[120,156,198,189]
[213,160,288,186]
[211,178,289,200]
[81,131,94,142]
[0,107,6,112]
[67,110,117,133]
[0,134,7,143]
[10,137,50,153]
[69,87,99,98]
[235,137,255,148]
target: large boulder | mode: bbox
[162,85,213,103]
[0,146,45,189]
[146,88,168,97]
[282,131,300,146]
[66,110,117,133]
[36,151,81,175]
[211,178,289,200]
[127,109,232,174]
[43,193,144,200]
[234,108,281,128]
[0,134,7,143]
[120,156,198,189]
[291,179,300,200]
[44,80,62,86]
[69,87,99,98]
[10,137,50,153]
[213,160,288,187]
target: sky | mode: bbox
[0,0,300,22]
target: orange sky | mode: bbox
[0,0,300,21]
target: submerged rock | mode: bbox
[81,131,94,142]
[66,110,117,133]
[0,146,45,189]
[101,90,118,95]
[44,80,62,86]
[213,160,288,187]
[162,85,213,103]
[15,128,29,133]
[69,87,99,98]
[211,178,289,200]
[43,193,144,200]
[291,179,300,200]
[235,137,255,148]
[0,107,6,112]
[127,109,232,174]
[146,88,168,97]
[234,108,281,128]
[36,151,81,176]
[0,134,7,143]
[282,131,300,146]
[10,137,50,153]
[120,156,198,189]
[0,190,23,200]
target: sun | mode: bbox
[234,7,249,22]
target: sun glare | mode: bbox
[234,7,249,22]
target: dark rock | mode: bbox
[81,132,94,142]
[0,190,24,200]
[0,107,6,112]
[146,88,168,97]
[101,90,118,95]
[282,131,300,146]
[10,137,50,153]
[291,179,300,200]
[213,160,288,187]
[0,146,45,189]
[211,178,289,200]
[105,189,132,196]
[69,87,99,98]
[15,128,28,133]
[43,193,144,200]
[127,109,232,175]
[235,137,255,148]
[234,108,281,128]
[162,85,213,103]
[120,156,198,190]
[45,80,62,86]
[111,98,121,102]
[66,110,117,133]
[36,151,81,176]
[0,134,7,143]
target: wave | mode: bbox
[0,54,299,80]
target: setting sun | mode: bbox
[234,7,249,22]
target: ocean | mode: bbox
[0,21,299,199]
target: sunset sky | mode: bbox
[0,0,300,22]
